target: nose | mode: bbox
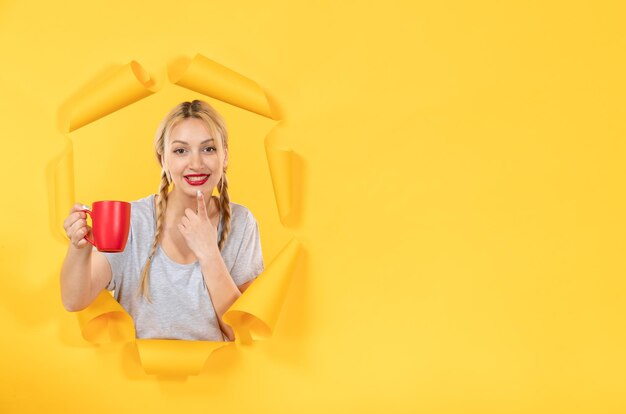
[190,150,203,170]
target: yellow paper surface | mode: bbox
[2,1,626,412]
[46,136,75,243]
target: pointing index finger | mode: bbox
[197,190,208,217]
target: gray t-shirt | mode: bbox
[101,194,264,341]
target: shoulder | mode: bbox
[129,194,155,211]
[225,202,259,239]
[127,194,156,227]
[131,194,156,208]
[228,201,257,226]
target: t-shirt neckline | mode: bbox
[148,193,222,268]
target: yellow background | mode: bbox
[1,1,625,412]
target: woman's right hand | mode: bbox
[63,203,93,249]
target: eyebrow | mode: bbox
[172,139,214,145]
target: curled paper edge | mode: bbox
[59,61,158,133]
[265,144,294,225]
[76,290,135,344]
[264,122,301,226]
[136,339,229,376]
[224,238,302,344]
[169,53,277,120]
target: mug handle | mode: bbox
[81,207,96,247]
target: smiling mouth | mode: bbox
[184,175,209,185]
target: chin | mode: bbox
[186,185,215,195]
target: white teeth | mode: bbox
[186,175,208,182]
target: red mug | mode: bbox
[82,201,131,252]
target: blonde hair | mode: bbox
[139,100,232,302]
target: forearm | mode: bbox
[60,245,93,311]
[198,249,241,341]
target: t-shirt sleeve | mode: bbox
[101,227,132,292]
[230,211,264,286]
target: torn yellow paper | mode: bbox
[76,238,302,374]
[224,238,302,343]
[265,145,294,225]
[136,339,229,376]
[76,290,135,344]
[62,54,298,377]
[60,61,158,133]
[169,54,277,120]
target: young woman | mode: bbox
[60,100,264,342]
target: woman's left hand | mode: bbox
[177,191,219,262]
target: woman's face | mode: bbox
[163,117,228,198]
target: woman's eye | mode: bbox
[173,148,186,154]
[204,147,216,152]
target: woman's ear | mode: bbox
[223,148,229,170]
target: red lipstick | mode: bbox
[184,174,209,186]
